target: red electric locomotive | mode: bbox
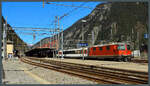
[88,43,132,61]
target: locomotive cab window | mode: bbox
[118,45,125,50]
[106,46,110,50]
[127,45,130,50]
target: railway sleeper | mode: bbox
[21,58,147,84]
[21,58,121,84]
[35,58,148,79]
[26,58,148,79]
[26,58,148,74]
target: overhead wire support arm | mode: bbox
[46,2,93,9]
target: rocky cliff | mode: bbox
[62,2,148,49]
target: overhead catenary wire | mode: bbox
[49,2,88,26]
[7,27,58,32]
[46,2,104,10]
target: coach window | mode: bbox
[99,47,103,51]
[106,46,110,50]
[93,47,96,51]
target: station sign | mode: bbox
[144,34,148,39]
[79,43,88,47]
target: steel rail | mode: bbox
[21,57,148,84]
[29,57,148,76]
[28,57,148,84]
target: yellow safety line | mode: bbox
[20,67,51,84]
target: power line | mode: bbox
[46,2,96,9]
[59,2,86,20]
[8,32,51,35]
[49,2,87,27]
[7,27,59,32]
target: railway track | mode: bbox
[131,59,148,63]
[20,57,148,84]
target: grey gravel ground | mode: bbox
[2,59,97,84]
[2,59,40,84]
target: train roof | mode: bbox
[59,47,88,52]
[91,42,130,47]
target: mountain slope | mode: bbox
[62,2,148,49]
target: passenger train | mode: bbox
[57,42,132,62]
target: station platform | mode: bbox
[2,59,51,84]
[45,57,148,72]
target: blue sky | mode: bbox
[2,2,102,45]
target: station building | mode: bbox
[6,40,14,58]
[2,40,14,59]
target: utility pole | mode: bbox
[49,29,51,48]
[61,26,64,59]
[55,16,57,49]
[3,17,7,60]
[92,31,94,45]
[3,24,6,60]
[52,31,54,48]
[53,29,55,58]
[54,16,58,58]
[53,21,55,58]
[57,16,60,58]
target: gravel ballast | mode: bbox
[3,59,97,84]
